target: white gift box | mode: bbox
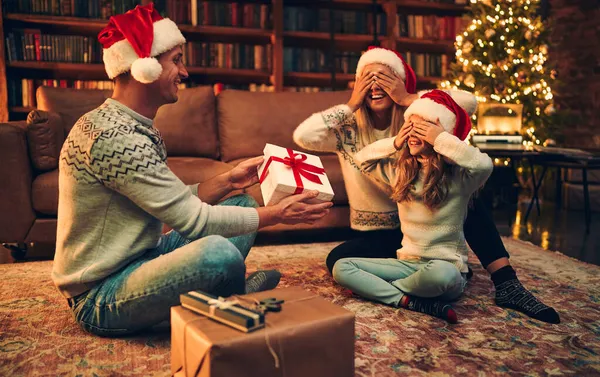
[257,143,335,206]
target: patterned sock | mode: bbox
[399,295,457,324]
[491,266,560,324]
[245,270,281,294]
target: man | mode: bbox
[51,3,333,337]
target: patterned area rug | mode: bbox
[1,237,599,377]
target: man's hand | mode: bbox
[394,120,413,150]
[228,156,264,190]
[411,116,446,145]
[257,190,333,228]
[347,70,376,112]
[371,66,417,107]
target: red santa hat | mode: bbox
[404,89,473,141]
[98,3,186,83]
[355,46,417,94]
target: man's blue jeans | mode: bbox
[67,194,258,337]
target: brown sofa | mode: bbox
[0,85,354,253]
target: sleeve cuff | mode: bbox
[188,183,199,197]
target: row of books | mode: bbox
[5,30,102,63]
[183,42,272,71]
[283,48,361,74]
[284,7,387,36]
[8,78,115,108]
[400,52,448,77]
[179,1,270,28]
[396,14,467,40]
[2,0,140,18]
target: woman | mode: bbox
[293,46,559,324]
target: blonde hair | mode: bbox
[391,147,456,211]
[354,102,404,148]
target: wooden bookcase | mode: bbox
[0,0,470,122]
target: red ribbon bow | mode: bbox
[259,149,326,195]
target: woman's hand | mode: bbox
[347,71,375,112]
[394,120,413,150]
[371,66,416,106]
[411,117,446,145]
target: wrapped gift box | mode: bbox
[257,143,334,206]
[171,287,355,377]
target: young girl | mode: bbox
[332,90,493,323]
[293,46,559,324]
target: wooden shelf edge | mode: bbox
[5,13,273,42]
[10,106,34,113]
[395,1,470,14]
[284,30,379,42]
[9,61,271,82]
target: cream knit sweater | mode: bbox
[52,99,259,298]
[354,132,493,273]
[293,104,401,231]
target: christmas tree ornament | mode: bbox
[544,104,556,115]
[462,42,473,54]
[465,74,475,87]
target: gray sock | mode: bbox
[245,270,281,294]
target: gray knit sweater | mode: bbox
[52,98,259,298]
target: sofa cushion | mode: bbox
[36,86,112,134]
[217,89,352,162]
[154,86,219,158]
[26,110,65,172]
[31,158,235,216]
[32,170,59,215]
[229,154,348,206]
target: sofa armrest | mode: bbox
[27,110,66,171]
[0,121,35,242]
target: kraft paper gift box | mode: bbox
[257,143,335,206]
[170,287,355,377]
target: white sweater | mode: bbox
[293,104,401,231]
[354,132,493,273]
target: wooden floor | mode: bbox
[1,196,598,266]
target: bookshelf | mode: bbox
[0,0,470,122]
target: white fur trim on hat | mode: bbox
[355,48,405,80]
[418,89,478,115]
[102,18,186,80]
[131,57,163,83]
[404,98,456,135]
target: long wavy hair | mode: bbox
[391,146,456,211]
[355,102,404,148]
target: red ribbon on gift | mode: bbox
[259,148,326,195]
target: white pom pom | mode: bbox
[130,57,163,84]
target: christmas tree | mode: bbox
[439,0,560,145]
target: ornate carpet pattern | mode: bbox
[1,237,599,376]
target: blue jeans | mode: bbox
[67,194,258,337]
[332,257,467,307]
